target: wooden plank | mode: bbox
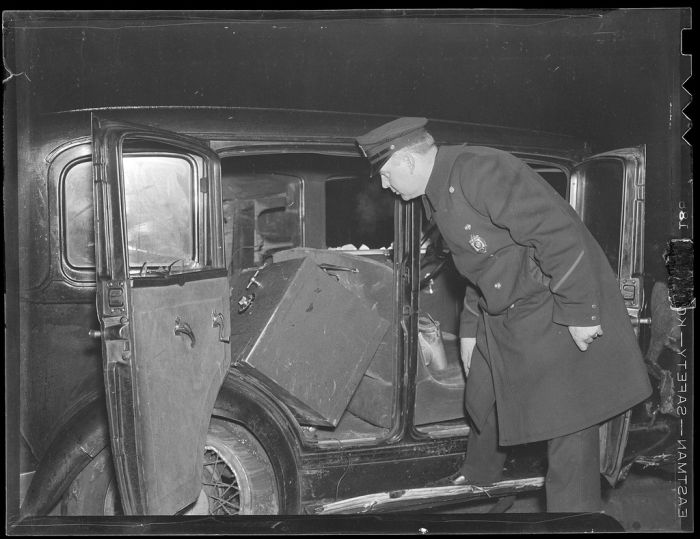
[309,476,546,514]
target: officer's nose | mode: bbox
[380,176,390,189]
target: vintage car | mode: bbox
[16,107,659,516]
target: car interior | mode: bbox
[65,146,569,447]
[220,152,570,446]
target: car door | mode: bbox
[570,145,646,486]
[91,115,230,515]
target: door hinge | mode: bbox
[200,176,209,193]
[620,277,640,302]
[620,277,643,312]
[103,281,127,315]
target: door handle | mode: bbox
[212,312,230,344]
[174,317,196,348]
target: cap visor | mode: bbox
[369,156,391,178]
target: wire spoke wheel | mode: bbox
[198,419,280,515]
[201,447,241,515]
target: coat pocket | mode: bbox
[476,247,549,314]
[526,248,552,290]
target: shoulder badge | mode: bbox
[469,233,488,254]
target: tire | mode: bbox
[59,417,280,515]
[59,447,122,515]
[197,418,280,515]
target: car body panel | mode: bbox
[91,115,230,514]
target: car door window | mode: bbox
[63,153,200,272]
[575,158,624,274]
[122,155,198,269]
[63,159,96,268]
[325,176,394,250]
[530,165,568,200]
[222,174,303,270]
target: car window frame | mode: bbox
[54,142,212,284]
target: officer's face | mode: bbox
[379,152,426,200]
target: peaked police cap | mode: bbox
[356,117,429,176]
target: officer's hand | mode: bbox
[568,325,603,351]
[460,337,477,376]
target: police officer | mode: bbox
[356,117,652,512]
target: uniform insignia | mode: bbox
[469,234,488,254]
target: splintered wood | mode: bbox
[311,476,545,514]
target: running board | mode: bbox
[307,476,545,514]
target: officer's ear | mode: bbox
[396,151,416,173]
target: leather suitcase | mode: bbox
[229,256,389,427]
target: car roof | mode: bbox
[35,106,588,161]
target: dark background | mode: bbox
[4,10,689,148]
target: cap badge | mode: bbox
[469,233,488,254]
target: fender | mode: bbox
[20,400,109,518]
[213,373,303,514]
[21,375,304,516]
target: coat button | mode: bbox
[448,186,455,194]
[494,282,502,289]
[465,224,471,230]
[592,304,598,309]
[591,315,598,321]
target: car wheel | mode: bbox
[59,418,280,515]
[194,418,280,515]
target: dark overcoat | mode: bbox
[424,145,652,445]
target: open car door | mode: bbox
[570,146,646,486]
[91,115,230,514]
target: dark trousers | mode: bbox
[460,406,602,512]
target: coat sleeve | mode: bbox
[457,150,602,327]
[460,281,481,338]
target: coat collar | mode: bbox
[423,144,467,220]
